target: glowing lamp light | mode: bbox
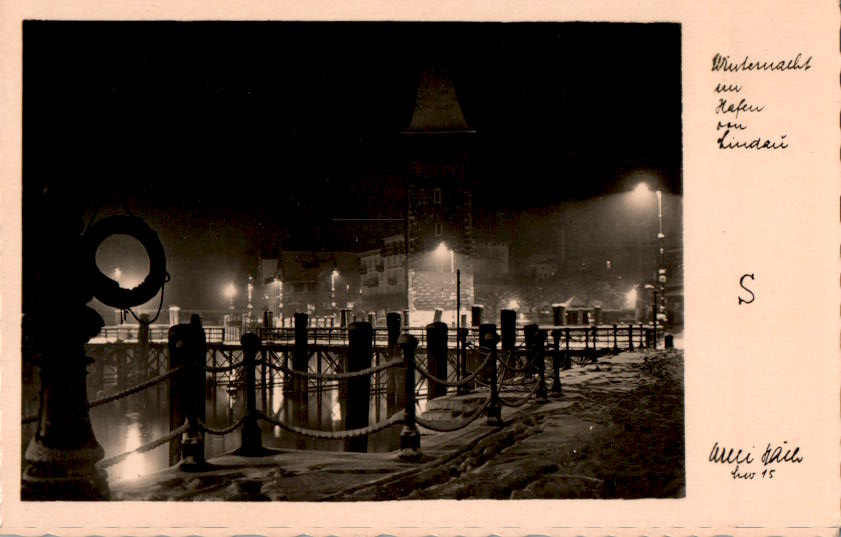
[435,242,449,258]
[224,283,237,300]
[625,288,638,309]
[631,182,653,205]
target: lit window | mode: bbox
[434,222,443,236]
[433,188,442,204]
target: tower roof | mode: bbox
[404,67,474,133]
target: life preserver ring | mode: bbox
[83,215,167,309]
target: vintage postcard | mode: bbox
[0,0,838,535]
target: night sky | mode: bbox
[23,21,682,312]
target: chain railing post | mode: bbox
[628,323,634,351]
[235,332,264,456]
[584,325,590,356]
[563,327,572,370]
[523,323,538,379]
[398,333,421,460]
[550,329,562,395]
[386,312,404,417]
[639,322,645,349]
[591,325,598,363]
[346,321,372,453]
[480,323,503,426]
[536,329,548,402]
[426,321,448,400]
[168,325,186,466]
[612,323,619,353]
[457,327,470,395]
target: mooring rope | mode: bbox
[497,347,541,374]
[197,415,249,436]
[88,366,185,409]
[498,378,543,408]
[256,410,404,440]
[413,349,495,388]
[415,395,492,432]
[97,422,189,469]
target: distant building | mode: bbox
[257,251,359,324]
[522,253,560,281]
[402,66,476,326]
[358,234,407,315]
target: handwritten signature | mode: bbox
[708,441,803,480]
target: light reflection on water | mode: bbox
[87,373,416,483]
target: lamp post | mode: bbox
[247,275,254,310]
[656,190,667,329]
[631,182,667,331]
[644,284,658,349]
[331,269,339,310]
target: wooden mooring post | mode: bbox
[426,321,448,400]
[292,312,309,448]
[234,332,265,456]
[386,312,404,417]
[345,321,372,453]
[398,333,421,459]
[169,316,207,469]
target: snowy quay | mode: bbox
[22,308,682,501]
[111,346,685,501]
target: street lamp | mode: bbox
[435,241,454,273]
[223,283,236,310]
[631,181,667,328]
[113,267,122,282]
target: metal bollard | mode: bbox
[536,329,548,402]
[481,324,503,426]
[345,321,372,453]
[22,308,109,500]
[235,332,264,456]
[550,328,563,395]
[457,327,470,395]
[398,333,421,459]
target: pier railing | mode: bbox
[24,309,663,482]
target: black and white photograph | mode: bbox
[21,21,684,501]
